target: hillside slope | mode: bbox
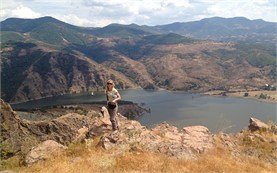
[1,17,276,103]
[1,42,137,103]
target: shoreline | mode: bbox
[204,90,277,103]
[8,88,277,106]
[8,87,144,105]
[15,101,147,121]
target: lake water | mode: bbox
[11,89,276,133]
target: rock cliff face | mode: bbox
[0,99,100,157]
[1,99,276,166]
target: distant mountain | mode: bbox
[90,23,160,38]
[1,16,276,43]
[156,17,276,34]
[1,16,276,103]
[155,17,277,44]
[0,16,92,46]
[1,16,80,33]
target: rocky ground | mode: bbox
[0,99,276,172]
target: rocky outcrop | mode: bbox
[2,101,214,160]
[0,99,100,157]
[0,99,31,157]
[97,108,214,159]
[1,99,276,166]
[248,117,270,131]
[25,140,67,165]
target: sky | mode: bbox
[0,0,276,27]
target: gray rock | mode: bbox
[25,140,67,165]
[248,117,269,131]
[182,126,214,153]
[98,136,117,150]
[73,126,89,143]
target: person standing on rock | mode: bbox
[105,79,121,131]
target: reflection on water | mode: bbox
[11,89,277,133]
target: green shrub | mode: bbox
[259,93,267,99]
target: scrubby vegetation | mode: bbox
[259,93,268,99]
[0,31,25,43]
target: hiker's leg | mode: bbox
[100,106,105,117]
[108,106,119,130]
[114,105,119,129]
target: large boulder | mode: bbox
[248,117,269,131]
[182,126,214,153]
[25,140,67,165]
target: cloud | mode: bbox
[52,14,112,27]
[0,4,42,19]
[11,5,42,18]
[253,0,269,5]
[206,1,276,22]
[0,1,42,20]
[79,0,194,26]
[161,0,193,8]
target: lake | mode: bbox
[11,89,277,133]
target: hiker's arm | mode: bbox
[113,92,121,102]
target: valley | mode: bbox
[1,16,276,103]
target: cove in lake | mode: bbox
[11,89,276,133]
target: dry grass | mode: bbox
[114,148,276,173]
[13,140,276,173]
[239,130,277,162]
[3,124,276,173]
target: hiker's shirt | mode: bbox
[106,88,118,103]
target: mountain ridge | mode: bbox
[1,16,276,41]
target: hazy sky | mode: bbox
[1,0,276,27]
